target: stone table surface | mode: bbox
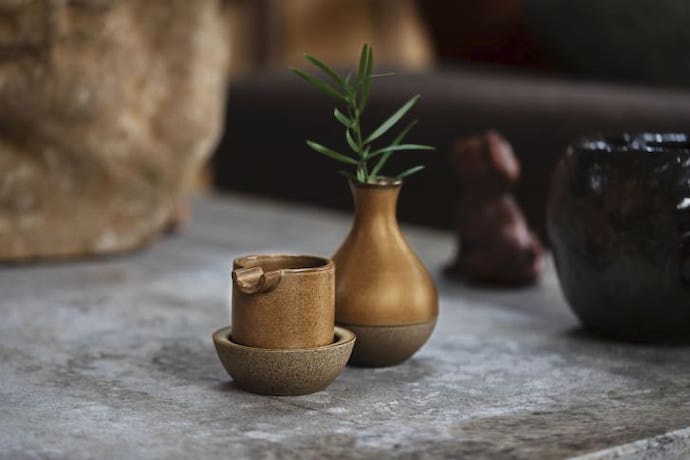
[2,193,690,460]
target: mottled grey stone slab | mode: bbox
[1,194,690,459]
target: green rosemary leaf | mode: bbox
[290,67,347,102]
[364,94,420,144]
[334,108,353,128]
[304,54,344,86]
[345,129,360,155]
[358,46,374,112]
[356,167,366,182]
[395,165,426,180]
[357,44,369,84]
[342,73,354,103]
[369,143,434,158]
[306,140,358,164]
[370,72,396,78]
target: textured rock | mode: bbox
[0,0,230,260]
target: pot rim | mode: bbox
[348,178,402,189]
[574,132,690,156]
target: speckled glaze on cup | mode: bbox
[231,254,335,349]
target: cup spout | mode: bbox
[232,266,281,294]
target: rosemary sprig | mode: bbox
[289,43,434,183]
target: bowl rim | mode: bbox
[574,132,690,156]
[212,326,355,352]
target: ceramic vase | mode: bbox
[548,133,690,342]
[333,181,438,366]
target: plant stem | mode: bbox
[347,92,368,180]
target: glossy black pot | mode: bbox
[548,133,690,342]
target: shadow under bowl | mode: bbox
[212,326,355,395]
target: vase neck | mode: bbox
[350,182,401,226]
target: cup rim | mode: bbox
[232,253,334,273]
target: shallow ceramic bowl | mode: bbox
[341,318,436,367]
[212,326,355,395]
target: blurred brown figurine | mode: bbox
[446,130,543,285]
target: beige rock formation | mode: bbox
[0,0,231,260]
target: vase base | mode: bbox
[339,319,437,367]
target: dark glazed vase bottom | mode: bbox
[548,133,690,343]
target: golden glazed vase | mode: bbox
[333,181,438,367]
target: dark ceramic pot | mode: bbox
[548,133,690,342]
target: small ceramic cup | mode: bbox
[231,254,335,349]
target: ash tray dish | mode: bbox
[212,326,355,395]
